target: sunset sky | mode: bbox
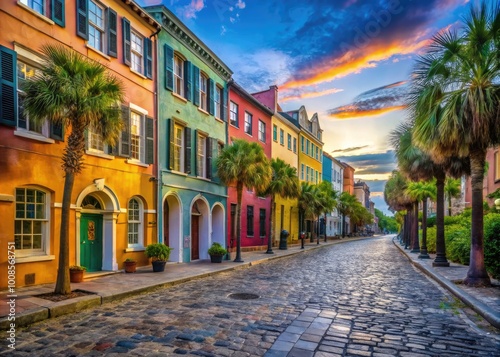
[140,0,472,214]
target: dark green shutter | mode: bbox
[146,116,154,164]
[122,18,131,66]
[221,87,228,122]
[212,138,221,183]
[50,122,64,141]
[76,0,88,39]
[192,65,200,106]
[206,137,213,180]
[51,0,65,27]
[193,130,198,176]
[144,37,152,79]
[164,44,174,91]
[168,118,174,169]
[208,79,215,115]
[120,105,130,157]
[184,61,192,102]
[0,46,17,127]
[184,127,191,174]
[107,9,117,58]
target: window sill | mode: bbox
[230,123,239,128]
[17,1,54,25]
[197,107,209,116]
[86,150,114,160]
[14,130,55,144]
[86,44,111,61]
[170,170,188,177]
[130,68,148,79]
[245,132,253,138]
[196,176,211,182]
[214,117,224,123]
[126,159,149,168]
[125,247,145,252]
[171,92,188,103]
[15,255,56,263]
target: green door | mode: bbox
[80,214,103,272]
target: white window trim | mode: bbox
[14,130,55,143]
[127,197,144,248]
[130,29,144,74]
[17,1,54,25]
[88,0,106,53]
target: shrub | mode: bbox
[426,216,436,227]
[484,213,500,279]
[424,226,437,253]
[446,224,471,265]
[208,242,227,256]
[145,243,172,261]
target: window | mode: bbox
[128,198,143,247]
[258,120,266,142]
[301,164,304,180]
[259,209,266,237]
[301,137,304,152]
[199,73,208,111]
[273,125,277,142]
[230,101,238,127]
[293,137,297,153]
[247,206,254,236]
[174,55,184,96]
[131,30,143,73]
[495,151,500,182]
[15,188,48,255]
[306,167,310,182]
[306,139,310,155]
[279,129,284,145]
[88,125,106,153]
[20,0,65,26]
[287,134,292,150]
[244,112,252,135]
[197,134,207,178]
[21,0,44,14]
[315,146,319,160]
[88,1,105,52]
[130,111,144,162]
[173,123,184,172]
[214,86,222,119]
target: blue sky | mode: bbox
[139,0,473,215]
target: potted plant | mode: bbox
[145,243,172,272]
[69,265,86,283]
[123,258,137,273]
[208,242,227,263]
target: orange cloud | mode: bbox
[329,105,406,119]
[281,87,344,102]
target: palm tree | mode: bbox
[337,192,358,238]
[444,178,461,216]
[298,182,321,240]
[260,158,300,254]
[384,170,412,247]
[409,2,499,286]
[317,181,338,242]
[406,181,437,259]
[22,44,124,295]
[216,139,272,262]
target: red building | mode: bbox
[227,80,273,251]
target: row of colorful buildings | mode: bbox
[0,0,369,289]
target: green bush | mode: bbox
[484,213,500,279]
[427,216,436,227]
[145,243,172,261]
[207,242,227,256]
[424,226,437,253]
[446,224,470,265]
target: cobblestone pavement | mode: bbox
[3,236,500,356]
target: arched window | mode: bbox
[128,197,143,247]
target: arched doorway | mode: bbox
[191,197,209,261]
[164,193,182,263]
[80,195,103,272]
[211,203,225,246]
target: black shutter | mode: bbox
[208,79,215,115]
[0,46,17,127]
[120,105,130,157]
[193,130,199,176]
[144,37,153,79]
[50,122,64,141]
[122,18,131,66]
[192,65,200,107]
[206,137,213,180]
[211,138,220,183]
[184,61,192,102]
[51,0,65,27]
[146,116,154,165]
[184,127,191,174]
[164,44,174,91]
[76,0,88,39]
[168,118,174,169]
[107,9,117,58]
[221,87,228,122]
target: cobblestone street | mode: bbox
[3,236,500,356]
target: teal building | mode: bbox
[146,6,232,263]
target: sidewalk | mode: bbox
[393,237,500,329]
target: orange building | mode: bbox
[0,0,160,288]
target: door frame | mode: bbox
[80,213,103,272]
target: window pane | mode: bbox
[33,235,42,249]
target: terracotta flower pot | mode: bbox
[124,261,137,273]
[70,269,84,283]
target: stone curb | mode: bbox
[1,236,376,330]
[393,238,500,329]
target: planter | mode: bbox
[124,261,137,273]
[152,260,166,272]
[210,254,224,263]
[70,269,84,283]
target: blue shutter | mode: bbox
[120,105,130,157]
[146,116,154,164]
[184,61,192,102]
[0,46,17,127]
[122,18,131,66]
[76,0,88,39]
[164,44,174,91]
[192,65,200,107]
[208,79,215,115]
[107,9,117,58]
[185,127,192,174]
[221,87,228,122]
[51,0,65,27]
[144,37,153,79]
[168,118,175,169]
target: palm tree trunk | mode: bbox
[464,149,491,286]
[404,212,410,249]
[448,195,452,216]
[234,183,244,262]
[411,201,420,252]
[266,197,275,254]
[342,214,346,238]
[419,198,430,259]
[433,171,449,267]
